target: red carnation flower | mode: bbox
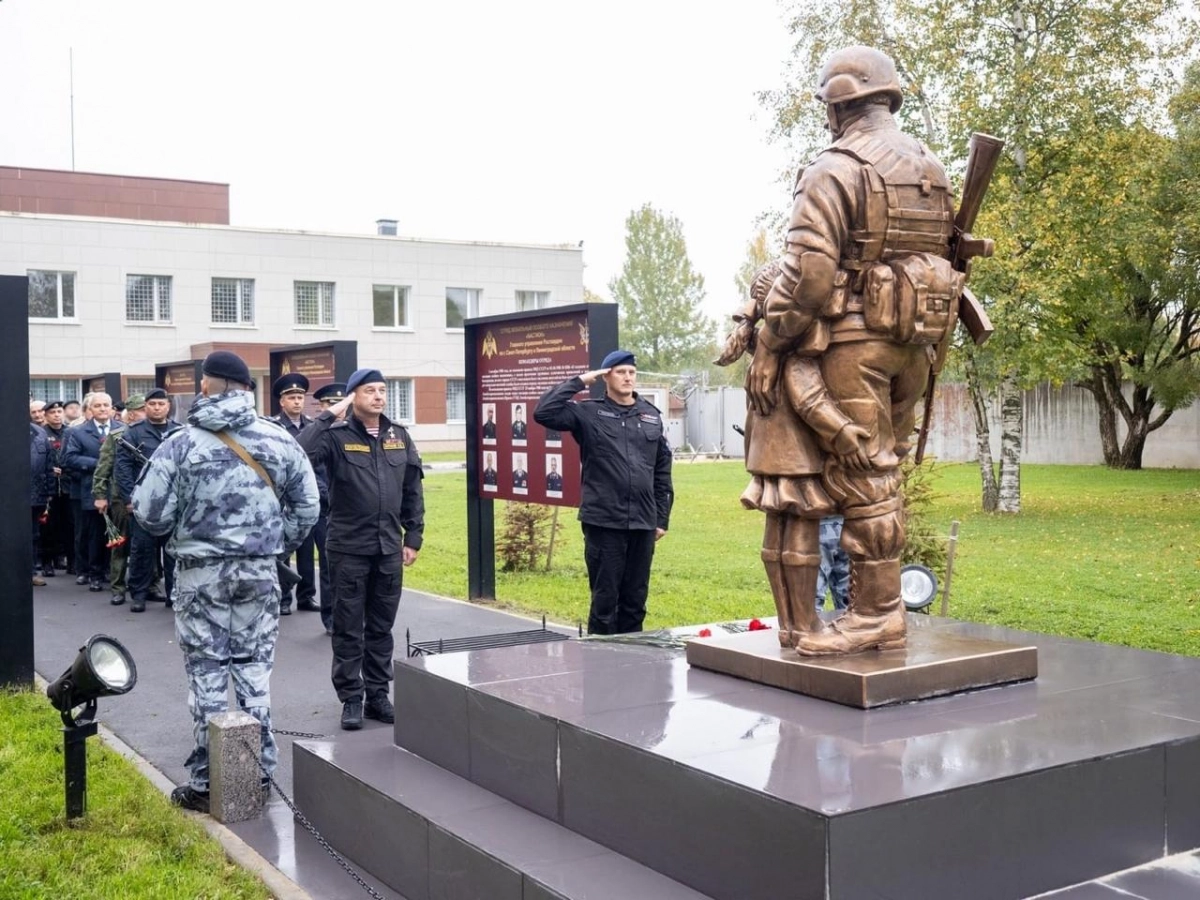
[748,618,770,631]
[697,628,712,638]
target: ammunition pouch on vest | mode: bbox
[863,253,965,345]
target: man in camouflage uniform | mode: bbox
[747,46,961,655]
[132,351,319,813]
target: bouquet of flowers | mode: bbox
[103,510,127,549]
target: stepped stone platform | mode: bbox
[294,615,1200,900]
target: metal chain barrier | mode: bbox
[237,732,388,900]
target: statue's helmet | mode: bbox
[814,46,903,113]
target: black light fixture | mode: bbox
[45,635,138,819]
[900,564,939,613]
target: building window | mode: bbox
[385,378,414,424]
[445,287,479,329]
[212,278,255,325]
[126,275,172,323]
[516,290,549,312]
[28,270,76,320]
[126,377,156,398]
[446,379,466,422]
[373,284,410,328]
[295,281,335,326]
[29,378,74,403]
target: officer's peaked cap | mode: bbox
[272,373,310,397]
[314,382,348,402]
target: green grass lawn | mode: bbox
[410,462,1200,655]
[0,689,269,900]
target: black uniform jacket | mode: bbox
[534,377,673,532]
[300,411,424,555]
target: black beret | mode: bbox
[202,350,254,389]
[144,388,168,402]
[272,373,310,397]
[346,368,385,393]
[314,382,348,402]
[44,400,65,411]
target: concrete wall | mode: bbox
[690,382,1200,469]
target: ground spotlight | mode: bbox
[900,565,939,613]
[45,635,137,819]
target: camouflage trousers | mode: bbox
[173,556,280,793]
[816,515,850,610]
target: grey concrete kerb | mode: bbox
[33,674,313,900]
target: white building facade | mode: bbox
[5,211,585,448]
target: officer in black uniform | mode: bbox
[535,349,673,634]
[512,462,528,489]
[512,405,527,440]
[482,407,497,440]
[271,373,319,615]
[117,388,182,611]
[482,452,498,486]
[300,368,424,730]
[311,382,347,635]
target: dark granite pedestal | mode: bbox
[686,624,1038,707]
[293,616,1200,900]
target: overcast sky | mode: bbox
[0,0,801,323]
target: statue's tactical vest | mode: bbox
[822,131,964,346]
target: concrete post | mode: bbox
[208,710,264,823]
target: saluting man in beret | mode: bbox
[534,350,674,634]
[300,368,425,731]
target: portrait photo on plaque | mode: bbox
[545,453,563,498]
[482,403,497,444]
[482,451,498,492]
[545,426,562,447]
[511,402,528,445]
[512,452,529,494]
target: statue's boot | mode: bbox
[761,549,794,648]
[793,559,905,656]
[780,551,822,648]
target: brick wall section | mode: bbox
[415,377,446,425]
[0,166,229,224]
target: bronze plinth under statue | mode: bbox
[717,45,1002,660]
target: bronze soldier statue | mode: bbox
[729,46,998,656]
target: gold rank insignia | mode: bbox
[343,443,371,452]
[382,440,405,450]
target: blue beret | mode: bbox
[272,373,310,397]
[202,350,255,389]
[346,368,385,393]
[313,382,347,402]
[144,388,168,402]
[601,349,636,369]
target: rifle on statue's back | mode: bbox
[914,132,1005,464]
